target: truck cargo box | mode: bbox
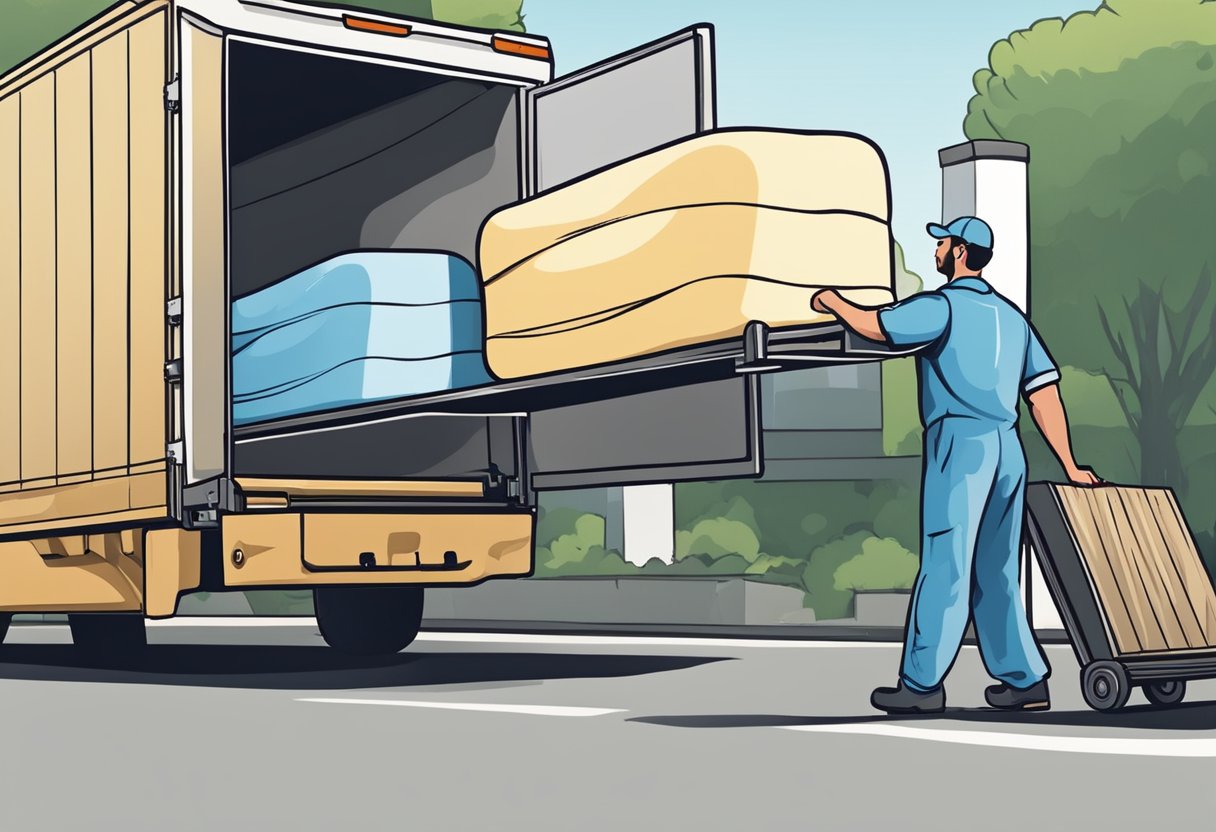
[0,0,904,536]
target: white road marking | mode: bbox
[297,698,624,718]
[783,723,1216,757]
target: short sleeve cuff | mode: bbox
[1022,369,1061,395]
[876,308,906,347]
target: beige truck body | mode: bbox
[0,0,559,616]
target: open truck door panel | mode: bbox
[0,0,909,655]
[525,26,715,195]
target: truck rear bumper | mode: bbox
[220,511,535,590]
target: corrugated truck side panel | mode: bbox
[19,72,57,489]
[92,31,131,477]
[0,3,170,535]
[55,52,94,486]
[129,16,168,475]
[0,93,19,493]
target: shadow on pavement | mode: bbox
[630,701,1216,731]
[0,644,731,691]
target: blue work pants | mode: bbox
[900,417,1050,692]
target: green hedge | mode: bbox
[536,477,925,620]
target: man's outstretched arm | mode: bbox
[811,289,886,342]
[1026,383,1101,486]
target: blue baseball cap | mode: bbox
[927,216,994,249]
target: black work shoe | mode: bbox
[871,682,945,714]
[985,679,1050,711]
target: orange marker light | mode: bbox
[342,15,412,37]
[491,35,550,61]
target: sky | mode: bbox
[521,0,1093,281]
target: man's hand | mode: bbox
[1065,465,1103,487]
[811,289,841,315]
[809,289,885,342]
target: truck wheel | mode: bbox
[1081,661,1131,711]
[69,613,148,658]
[314,586,424,655]
[1143,680,1186,707]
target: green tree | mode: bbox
[892,241,924,301]
[965,0,1215,531]
[1098,272,1216,489]
[2,1,115,75]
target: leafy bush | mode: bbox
[536,513,614,572]
[642,553,753,577]
[868,481,920,551]
[533,507,808,586]
[676,481,891,562]
[833,537,919,592]
[800,532,873,621]
[534,478,926,611]
[675,516,761,562]
[431,0,525,31]
[545,514,605,567]
[538,544,636,577]
[536,505,588,549]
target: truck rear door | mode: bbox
[519,25,759,492]
[524,25,715,194]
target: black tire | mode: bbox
[69,613,148,658]
[1081,660,1131,711]
[315,586,424,655]
[1143,680,1187,707]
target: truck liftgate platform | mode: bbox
[234,322,915,438]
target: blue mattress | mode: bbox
[232,251,494,426]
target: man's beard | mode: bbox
[935,247,955,278]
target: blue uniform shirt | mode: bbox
[877,277,1060,428]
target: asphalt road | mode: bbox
[0,621,1213,831]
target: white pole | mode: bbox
[939,140,1063,633]
[622,483,675,566]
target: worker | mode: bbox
[811,216,1100,714]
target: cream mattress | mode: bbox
[479,129,891,280]
[478,129,896,379]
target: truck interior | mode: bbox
[222,32,915,503]
[227,39,521,295]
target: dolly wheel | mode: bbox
[1143,680,1186,707]
[1081,661,1131,711]
[315,586,424,655]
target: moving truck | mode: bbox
[0,0,903,654]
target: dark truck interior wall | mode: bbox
[226,41,521,484]
[227,40,520,296]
